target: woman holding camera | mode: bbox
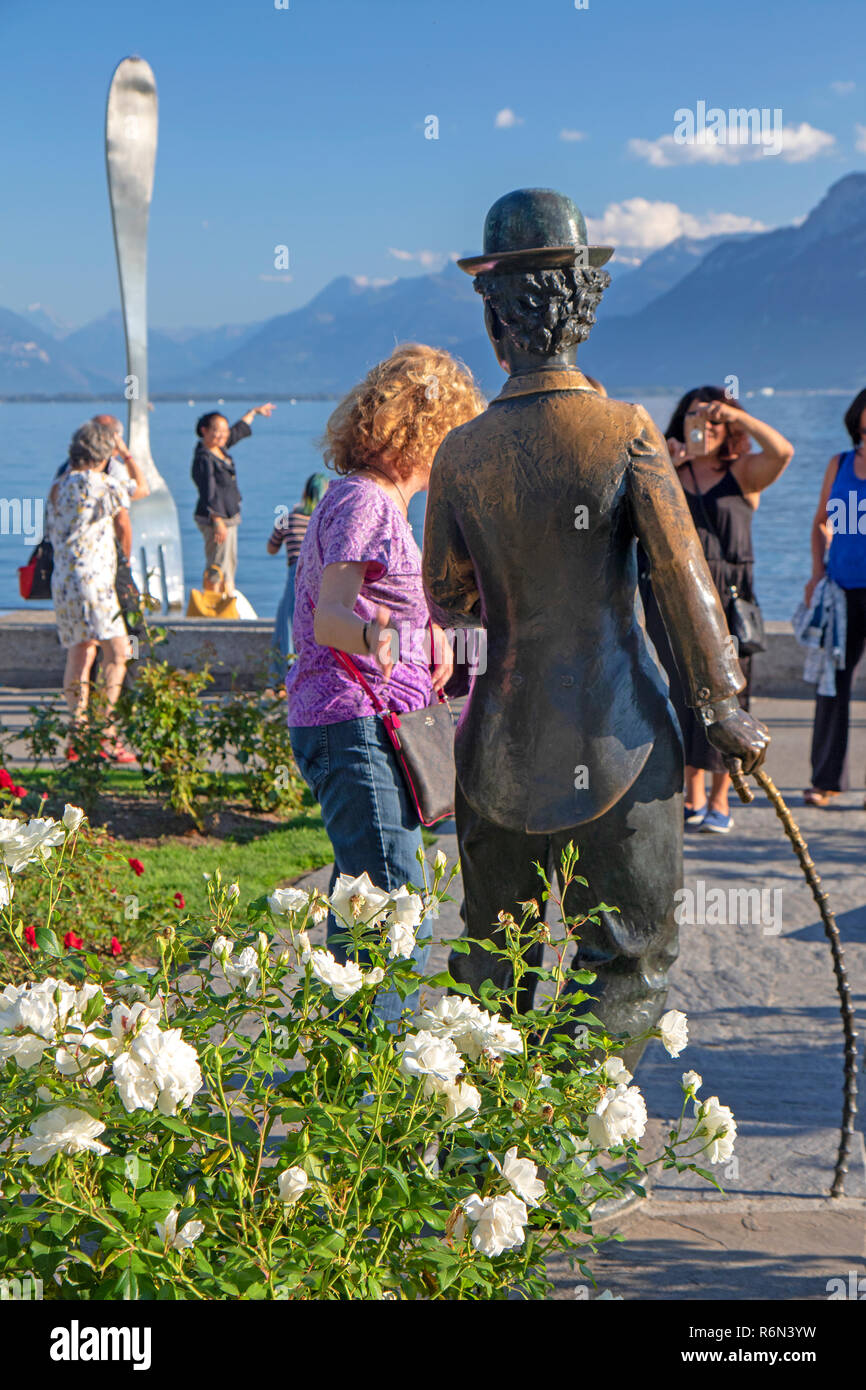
[642,386,793,832]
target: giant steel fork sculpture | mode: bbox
[105,57,184,611]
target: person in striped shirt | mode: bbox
[267,473,330,674]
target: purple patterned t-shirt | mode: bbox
[285,475,435,726]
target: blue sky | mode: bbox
[1,0,864,330]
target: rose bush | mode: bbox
[0,817,736,1300]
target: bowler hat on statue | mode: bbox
[457,188,613,275]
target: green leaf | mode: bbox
[34,927,61,956]
[138,1190,180,1213]
[158,1116,192,1137]
[107,1188,140,1216]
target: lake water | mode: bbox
[0,390,855,622]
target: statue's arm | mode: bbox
[421,451,482,630]
[627,408,744,710]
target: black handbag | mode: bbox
[328,639,465,826]
[686,463,766,657]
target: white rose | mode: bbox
[386,886,424,929]
[586,1083,648,1148]
[463,1192,528,1257]
[398,1030,464,1087]
[227,883,240,900]
[224,946,261,997]
[212,936,233,961]
[20,1106,110,1166]
[268,886,310,916]
[0,872,12,908]
[495,1146,546,1207]
[417,996,521,1063]
[308,949,365,1001]
[156,1208,204,1250]
[62,805,85,832]
[600,1056,633,1085]
[112,1020,201,1116]
[682,1070,702,1094]
[364,966,386,987]
[278,1166,309,1204]
[434,850,448,871]
[476,1014,523,1061]
[430,1078,481,1124]
[55,1026,118,1085]
[386,919,416,960]
[113,1052,159,1113]
[658,1009,689,1058]
[694,1095,737,1164]
[328,871,391,926]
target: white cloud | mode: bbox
[629,119,835,166]
[352,276,398,289]
[559,128,586,142]
[386,248,458,271]
[495,107,523,129]
[585,197,768,255]
[780,122,837,161]
[831,80,855,95]
[855,123,866,153]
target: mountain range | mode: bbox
[3,173,865,398]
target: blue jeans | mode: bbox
[271,563,297,682]
[289,715,431,1023]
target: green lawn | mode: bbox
[121,813,334,914]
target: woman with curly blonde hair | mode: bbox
[285,344,485,1022]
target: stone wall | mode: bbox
[0,615,863,697]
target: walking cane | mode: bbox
[730,766,858,1198]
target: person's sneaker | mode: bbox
[700,808,734,834]
[684,803,707,827]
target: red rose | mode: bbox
[0,769,11,789]
[173,892,185,909]
[63,931,84,950]
[128,858,145,877]
[110,936,123,957]
[24,925,37,950]
[14,786,26,798]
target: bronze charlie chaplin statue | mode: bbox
[421,188,769,1068]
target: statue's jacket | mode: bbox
[421,369,745,834]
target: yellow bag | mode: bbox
[186,565,240,619]
[186,589,240,619]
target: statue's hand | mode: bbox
[706,708,770,775]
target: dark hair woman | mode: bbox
[641,385,793,833]
[191,402,275,594]
[802,388,866,807]
[267,472,330,675]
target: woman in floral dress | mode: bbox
[46,421,135,762]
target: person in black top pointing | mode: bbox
[192,402,275,593]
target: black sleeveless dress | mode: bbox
[640,466,756,774]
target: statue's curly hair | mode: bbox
[474,264,611,356]
[321,343,486,480]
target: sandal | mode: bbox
[803,788,839,808]
[103,741,137,765]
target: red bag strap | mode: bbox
[307,594,444,709]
